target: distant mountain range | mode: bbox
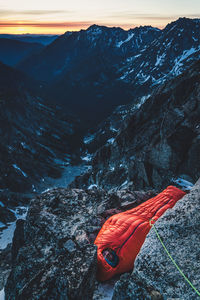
[0,38,43,66]
[0,34,58,67]
[15,18,200,125]
[0,34,58,45]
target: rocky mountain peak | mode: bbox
[163,17,198,37]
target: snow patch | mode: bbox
[171,46,200,76]
[81,154,92,162]
[52,133,61,140]
[134,94,151,110]
[88,184,98,190]
[41,188,52,194]
[110,126,118,133]
[136,71,151,84]
[179,47,199,62]
[84,134,95,144]
[116,33,134,48]
[21,142,36,154]
[133,54,142,58]
[13,206,27,220]
[0,288,5,300]
[12,164,27,178]
[155,53,166,67]
[0,222,16,250]
[172,177,193,190]
[107,138,115,144]
[0,206,28,250]
[119,71,130,80]
[120,180,128,188]
[0,222,6,229]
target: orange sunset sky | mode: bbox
[0,0,200,34]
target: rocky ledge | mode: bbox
[112,180,200,300]
[4,182,200,299]
[5,187,156,299]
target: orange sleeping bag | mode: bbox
[94,186,186,281]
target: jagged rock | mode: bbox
[0,207,16,225]
[5,188,98,299]
[63,239,77,253]
[112,273,163,300]
[0,244,11,291]
[112,181,200,299]
[11,220,25,264]
[72,60,200,191]
[5,187,155,299]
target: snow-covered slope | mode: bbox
[18,24,160,82]
[119,18,200,90]
[17,18,200,126]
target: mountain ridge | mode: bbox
[0,38,44,67]
[16,17,200,126]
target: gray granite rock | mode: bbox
[112,181,200,299]
[5,187,155,299]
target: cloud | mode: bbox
[106,12,200,22]
[0,21,94,28]
[0,9,73,17]
[0,12,199,32]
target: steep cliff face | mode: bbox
[71,60,200,191]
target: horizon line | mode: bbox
[0,16,199,35]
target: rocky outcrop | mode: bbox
[72,60,200,191]
[5,187,155,299]
[6,184,200,299]
[112,273,163,300]
[0,244,11,291]
[0,207,16,224]
[112,180,200,299]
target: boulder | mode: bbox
[112,181,200,299]
[5,187,155,299]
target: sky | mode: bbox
[0,0,200,34]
